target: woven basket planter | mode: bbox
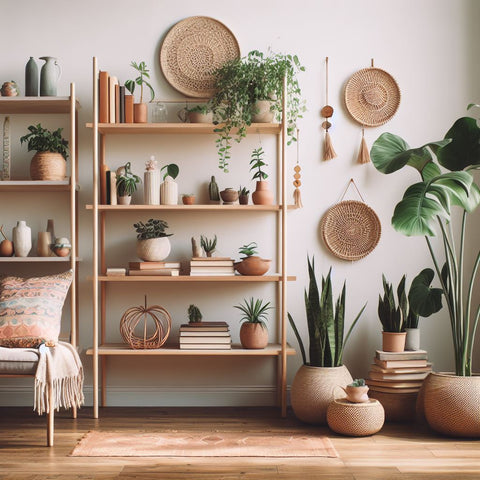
[30,152,66,181]
[291,364,353,425]
[136,237,171,262]
[422,372,480,437]
[327,398,385,436]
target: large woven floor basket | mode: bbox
[422,372,480,437]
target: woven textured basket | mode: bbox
[321,200,381,261]
[369,390,418,422]
[345,67,400,127]
[327,398,385,436]
[160,16,240,97]
[120,303,171,349]
[30,152,66,181]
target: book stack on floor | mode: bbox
[189,257,235,276]
[179,322,232,350]
[367,349,432,394]
[128,261,181,276]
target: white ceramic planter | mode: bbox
[136,237,171,262]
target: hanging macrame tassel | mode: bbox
[323,130,337,161]
[293,128,303,207]
[357,129,370,164]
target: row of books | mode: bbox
[127,261,181,276]
[189,257,235,276]
[179,321,231,350]
[99,71,134,124]
[366,349,431,394]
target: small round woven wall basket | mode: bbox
[160,16,240,97]
[321,200,381,261]
[345,67,400,127]
[120,301,171,349]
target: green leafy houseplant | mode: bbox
[211,50,305,172]
[188,304,202,323]
[239,186,250,196]
[234,297,272,330]
[20,124,69,159]
[371,111,480,375]
[200,235,217,257]
[288,257,366,367]
[238,242,258,258]
[116,162,141,197]
[161,163,179,180]
[124,61,155,103]
[134,219,172,240]
[250,147,268,181]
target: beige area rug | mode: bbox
[70,431,338,458]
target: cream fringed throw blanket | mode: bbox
[34,341,84,415]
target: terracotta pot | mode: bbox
[342,385,370,403]
[291,364,353,425]
[30,152,66,181]
[188,111,213,123]
[422,372,480,437]
[220,188,239,204]
[252,181,274,205]
[136,237,171,262]
[252,100,275,123]
[134,103,148,123]
[239,322,268,349]
[234,256,271,276]
[238,194,249,205]
[382,331,406,352]
[182,195,195,205]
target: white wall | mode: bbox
[1,0,480,406]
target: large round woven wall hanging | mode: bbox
[160,16,240,98]
[321,199,381,261]
[345,67,400,127]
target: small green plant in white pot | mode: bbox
[133,219,172,262]
[116,162,141,204]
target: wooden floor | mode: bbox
[0,407,479,479]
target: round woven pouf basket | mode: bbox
[291,364,353,425]
[30,152,66,181]
[327,398,385,436]
[422,372,480,437]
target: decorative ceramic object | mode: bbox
[220,188,238,204]
[182,194,195,205]
[208,175,220,204]
[252,180,274,205]
[234,256,271,276]
[0,225,13,257]
[136,237,171,262]
[252,100,274,123]
[341,385,370,403]
[150,102,168,122]
[12,221,32,257]
[239,323,268,349]
[53,237,71,257]
[46,219,55,246]
[39,56,61,96]
[0,81,19,97]
[405,328,420,351]
[117,195,132,205]
[30,152,66,181]
[144,156,160,205]
[160,175,178,205]
[382,331,406,352]
[25,57,39,96]
[191,237,203,258]
[134,103,148,123]
[37,231,52,257]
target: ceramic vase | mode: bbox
[144,170,160,205]
[239,323,268,349]
[25,57,39,96]
[134,103,147,123]
[37,231,52,257]
[252,181,274,205]
[136,237,171,262]
[405,328,421,351]
[39,56,61,96]
[160,176,178,205]
[12,221,32,257]
[220,188,239,204]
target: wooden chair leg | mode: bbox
[47,384,54,447]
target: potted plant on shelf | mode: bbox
[133,218,172,262]
[211,49,305,172]
[234,242,271,276]
[370,108,480,436]
[288,256,366,424]
[182,193,195,205]
[20,123,69,181]
[116,162,141,205]
[125,60,155,123]
[200,235,217,257]
[178,104,214,124]
[188,304,202,323]
[238,186,250,205]
[250,147,273,205]
[160,163,179,205]
[234,297,272,349]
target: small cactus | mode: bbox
[209,175,220,202]
[201,235,217,257]
[188,304,202,323]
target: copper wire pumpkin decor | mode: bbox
[120,296,172,349]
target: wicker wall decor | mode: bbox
[321,179,381,261]
[160,16,240,98]
[120,296,171,349]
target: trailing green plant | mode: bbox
[234,297,272,329]
[238,186,250,196]
[200,234,217,257]
[188,304,202,323]
[249,147,268,181]
[211,50,305,172]
[116,162,141,197]
[288,256,366,367]
[161,163,179,180]
[124,60,155,103]
[134,219,172,240]
[370,108,480,375]
[348,378,366,387]
[20,124,69,159]
[238,242,258,258]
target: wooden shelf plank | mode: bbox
[86,204,298,211]
[86,343,296,356]
[0,179,71,192]
[85,122,281,135]
[98,274,295,282]
[0,96,79,114]
[0,256,80,262]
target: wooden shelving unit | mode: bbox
[87,58,293,418]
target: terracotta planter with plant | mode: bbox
[134,218,172,262]
[250,147,273,205]
[238,186,250,205]
[200,235,217,257]
[234,297,271,349]
[125,60,155,124]
[182,194,195,205]
[234,242,270,276]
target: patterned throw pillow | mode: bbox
[0,270,73,348]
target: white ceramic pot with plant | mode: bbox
[116,162,141,205]
[134,219,172,262]
[160,163,179,205]
[125,60,155,124]
[234,297,271,349]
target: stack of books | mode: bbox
[189,257,235,276]
[366,349,432,394]
[179,321,232,350]
[128,261,181,276]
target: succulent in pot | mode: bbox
[116,162,141,204]
[234,242,270,276]
[134,218,172,262]
[341,378,369,403]
[234,297,272,349]
[238,186,250,205]
[188,304,202,323]
[200,235,217,257]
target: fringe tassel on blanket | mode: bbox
[357,129,371,164]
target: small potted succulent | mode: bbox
[134,218,172,262]
[234,297,272,349]
[250,147,273,205]
[116,162,141,204]
[341,378,369,403]
[20,123,69,181]
[238,186,250,205]
[188,304,202,323]
[125,60,155,123]
[200,235,217,257]
[178,104,214,123]
[234,242,271,276]
[182,193,196,205]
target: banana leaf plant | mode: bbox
[288,256,366,367]
[371,113,480,375]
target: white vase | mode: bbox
[405,328,421,351]
[160,175,178,205]
[12,220,32,257]
[144,170,160,205]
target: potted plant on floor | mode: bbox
[288,256,366,424]
[250,147,273,205]
[125,60,155,123]
[20,123,69,181]
[234,242,271,276]
[234,297,272,349]
[370,108,480,436]
[134,218,172,262]
[116,162,141,205]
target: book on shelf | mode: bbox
[108,76,118,124]
[190,266,235,273]
[106,267,126,276]
[366,379,423,389]
[100,164,109,204]
[190,259,234,267]
[179,336,231,344]
[179,343,232,350]
[128,261,182,270]
[373,358,428,369]
[367,385,421,394]
[114,84,120,123]
[181,321,229,327]
[179,325,229,333]
[124,94,134,123]
[375,350,428,361]
[190,271,235,277]
[119,85,125,123]
[99,71,109,123]
[369,363,432,374]
[128,268,180,276]
[180,331,230,338]
[191,257,233,262]
[105,170,117,205]
[368,370,430,381]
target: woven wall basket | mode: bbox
[345,67,400,127]
[321,200,381,261]
[160,16,240,97]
